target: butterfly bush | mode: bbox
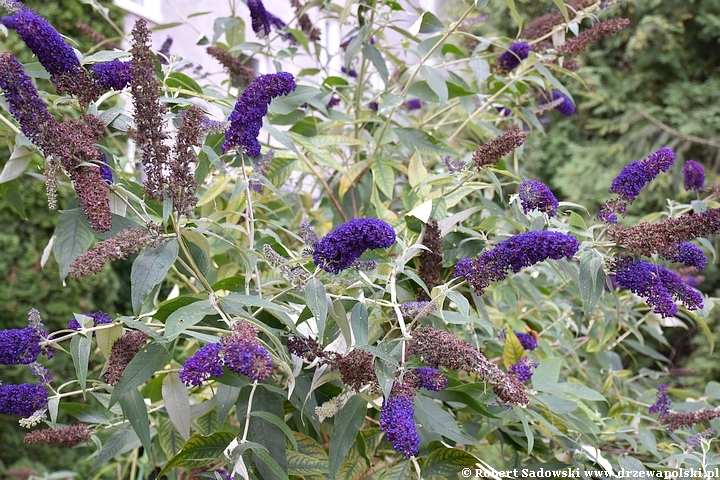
[1,0,719,477]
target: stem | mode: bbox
[297,150,348,222]
[43,322,119,345]
[240,156,262,297]
[241,380,258,443]
[634,107,720,150]
[447,78,520,142]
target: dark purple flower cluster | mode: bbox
[514,331,538,351]
[552,91,575,116]
[683,160,705,192]
[341,66,358,78]
[247,0,295,43]
[0,328,42,365]
[609,148,675,203]
[311,218,396,274]
[13,8,79,77]
[90,60,132,91]
[222,72,296,157]
[509,357,538,383]
[496,42,531,72]
[663,243,707,269]
[0,383,48,416]
[180,323,274,387]
[99,155,113,184]
[404,98,422,110]
[458,231,580,295]
[179,343,224,387]
[686,427,716,449]
[615,257,703,317]
[649,384,671,417]
[443,156,466,172]
[454,258,473,278]
[67,311,112,331]
[380,393,420,457]
[411,367,447,391]
[518,180,559,216]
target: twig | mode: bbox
[634,107,720,150]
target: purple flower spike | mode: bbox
[615,257,703,317]
[247,0,295,43]
[222,72,296,157]
[518,180,559,216]
[223,339,274,381]
[454,258,474,279]
[649,384,671,418]
[509,356,538,382]
[404,98,422,110]
[514,331,538,351]
[412,367,448,391]
[90,60,132,91]
[464,231,579,295]
[642,147,675,178]
[99,154,113,184]
[13,9,80,77]
[179,343,224,387]
[683,160,705,192]
[496,42,531,72]
[380,393,419,457]
[664,243,707,269]
[609,160,649,203]
[311,218,396,274]
[0,383,48,416]
[552,90,575,116]
[0,328,42,365]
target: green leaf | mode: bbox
[0,180,24,216]
[130,239,179,315]
[409,11,444,34]
[268,85,320,115]
[501,0,523,32]
[579,251,605,319]
[158,418,185,458]
[305,278,328,341]
[350,303,369,346]
[54,209,95,280]
[178,231,211,277]
[0,145,33,183]
[118,388,153,455]
[705,381,720,400]
[422,447,478,478]
[503,331,525,369]
[330,395,369,478]
[552,0,570,22]
[218,293,293,314]
[420,66,448,107]
[163,301,214,341]
[533,357,561,387]
[413,395,478,446]
[91,427,132,471]
[109,343,171,407]
[217,383,242,428]
[393,128,455,157]
[381,459,411,480]
[163,372,191,440]
[158,431,237,477]
[96,324,123,360]
[250,411,298,451]
[362,44,389,88]
[568,211,588,231]
[70,335,90,397]
[372,159,395,199]
[250,388,288,480]
[287,451,329,477]
[165,72,203,94]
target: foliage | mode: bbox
[1,0,719,479]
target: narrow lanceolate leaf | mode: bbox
[380,459,411,480]
[158,431,237,477]
[250,411,298,451]
[130,239,179,315]
[118,387,153,455]
[0,145,33,183]
[109,343,171,407]
[503,331,525,369]
[305,278,328,341]
[158,418,185,458]
[350,303,368,347]
[70,335,90,397]
[217,382,242,428]
[422,447,479,478]
[414,395,478,446]
[329,395,367,478]
[579,251,605,319]
[54,209,95,280]
[287,451,329,477]
[362,43,388,88]
[250,388,288,480]
[163,372,191,440]
[163,300,214,341]
[90,427,132,472]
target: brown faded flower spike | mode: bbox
[24,424,92,447]
[417,219,443,301]
[170,106,202,215]
[206,46,255,87]
[556,18,630,57]
[69,226,157,278]
[130,18,171,202]
[104,331,149,385]
[472,129,526,169]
